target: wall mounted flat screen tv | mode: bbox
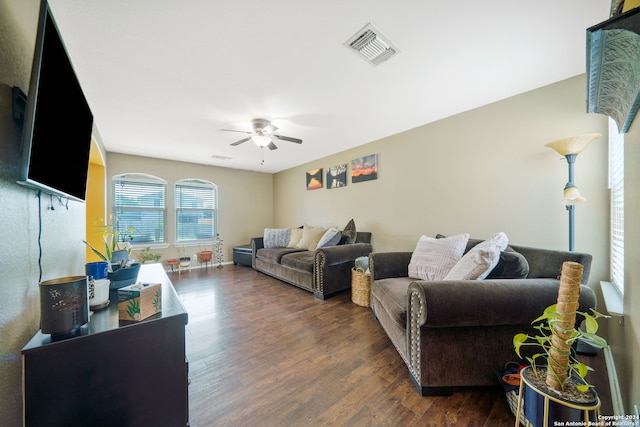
[17,0,93,203]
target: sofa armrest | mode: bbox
[250,237,264,269]
[407,278,597,328]
[315,243,373,266]
[250,237,264,251]
[313,243,373,298]
[369,252,412,281]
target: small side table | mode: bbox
[233,245,252,267]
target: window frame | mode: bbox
[175,178,217,245]
[608,118,624,294]
[112,173,167,248]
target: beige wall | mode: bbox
[274,75,609,282]
[0,0,88,425]
[1,0,638,423]
[106,153,273,263]
[274,74,640,413]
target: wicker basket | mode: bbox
[351,268,371,307]
[507,390,532,427]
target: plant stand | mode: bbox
[166,258,178,273]
[197,250,213,269]
[214,234,224,268]
[515,366,600,427]
[178,257,191,274]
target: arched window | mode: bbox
[112,173,167,245]
[175,179,217,243]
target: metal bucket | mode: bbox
[39,276,89,337]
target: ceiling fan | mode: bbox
[222,118,303,150]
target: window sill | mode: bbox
[600,280,624,317]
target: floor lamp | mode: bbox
[545,134,600,252]
[545,134,601,356]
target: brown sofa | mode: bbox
[251,231,372,299]
[369,237,596,396]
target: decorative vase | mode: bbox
[86,261,110,309]
[516,366,600,427]
[111,249,130,264]
[39,276,89,337]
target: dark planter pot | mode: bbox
[108,262,141,289]
[518,366,600,427]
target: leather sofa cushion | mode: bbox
[257,248,305,263]
[371,277,414,327]
[281,251,315,272]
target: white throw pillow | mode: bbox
[287,228,304,248]
[296,224,328,251]
[316,228,342,249]
[264,228,291,248]
[444,232,509,280]
[408,233,470,281]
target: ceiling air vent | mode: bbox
[344,23,399,66]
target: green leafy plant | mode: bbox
[513,304,609,392]
[139,247,162,263]
[513,262,609,394]
[83,216,135,262]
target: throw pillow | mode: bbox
[444,232,509,280]
[263,228,291,248]
[339,218,357,245]
[408,233,470,281]
[287,227,304,248]
[296,224,328,251]
[316,228,342,248]
[486,248,530,279]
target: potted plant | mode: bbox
[83,217,141,289]
[197,243,213,265]
[138,247,162,264]
[83,216,135,262]
[512,261,609,427]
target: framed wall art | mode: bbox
[326,164,347,189]
[351,154,378,183]
[306,168,323,190]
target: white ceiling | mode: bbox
[47,0,611,173]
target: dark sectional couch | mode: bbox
[369,237,596,396]
[251,231,372,299]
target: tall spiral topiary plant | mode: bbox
[513,261,609,394]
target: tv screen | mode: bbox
[18,0,93,202]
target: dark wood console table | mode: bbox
[22,264,189,427]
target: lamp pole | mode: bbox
[565,153,577,252]
[544,133,600,252]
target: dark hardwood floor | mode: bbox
[170,265,611,427]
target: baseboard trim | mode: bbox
[604,345,626,415]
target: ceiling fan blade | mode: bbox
[221,128,252,134]
[273,134,302,144]
[230,137,252,146]
[267,141,278,150]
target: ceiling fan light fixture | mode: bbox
[252,135,271,147]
